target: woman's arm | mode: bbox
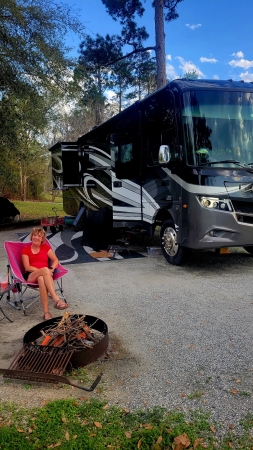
[47,249,59,271]
[21,254,38,272]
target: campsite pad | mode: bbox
[17,230,146,265]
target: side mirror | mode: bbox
[158,145,171,164]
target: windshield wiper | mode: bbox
[198,159,245,167]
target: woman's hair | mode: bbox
[30,227,46,243]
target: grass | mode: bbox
[0,399,253,449]
[11,200,66,221]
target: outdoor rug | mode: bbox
[16,230,146,265]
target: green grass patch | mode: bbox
[0,398,253,449]
[11,200,66,221]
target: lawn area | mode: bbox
[1,398,253,449]
[12,200,66,221]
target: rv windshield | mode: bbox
[182,89,253,168]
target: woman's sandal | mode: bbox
[54,299,69,310]
[43,312,52,321]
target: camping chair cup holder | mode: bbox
[4,240,68,316]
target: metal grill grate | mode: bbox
[6,344,73,380]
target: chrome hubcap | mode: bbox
[162,226,178,256]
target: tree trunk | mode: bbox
[154,0,167,89]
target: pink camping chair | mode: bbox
[4,240,68,315]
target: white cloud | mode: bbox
[232,51,244,58]
[176,56,205,77]
[106,90,115,100]
[166,54,172,61]
[166,63,178,80]
[200,57,218,63]
[213,74,219,80]
[229,58,253,69]
[186,23,202,30]
[239,71,253,82]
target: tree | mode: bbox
[101,0,183,89]
[131,51,157,100]
[77,34,123,124]
[0,0,86,199]
[0,0,85,97]
[183,70,199,79]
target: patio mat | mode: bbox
[16,230,146,265]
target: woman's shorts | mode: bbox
[23,271,32,281]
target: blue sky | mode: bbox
[66,0,253,82]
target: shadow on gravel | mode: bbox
[182,248,253,275]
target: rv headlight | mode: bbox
[197,196,232,211]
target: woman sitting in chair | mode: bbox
[21,227,69,320]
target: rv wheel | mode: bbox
[243,246,253,255]
[160,219,185,265]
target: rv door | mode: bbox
[110,133,143,227]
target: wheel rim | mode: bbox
[162,226,178,256]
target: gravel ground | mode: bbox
[0,226,253,437]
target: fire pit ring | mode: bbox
[23,314,109,368]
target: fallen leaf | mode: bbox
[6,421,11,427]
[65,431,70,441]
[61,417,68,423]
[134,374,139,378]
[94,421,102,428]
[167,428,173,433]
[124,408,130,413]
[17,429,25,433]
[210,425,216,433]
[156,436,163,444]
[235,380,241,383]
[164,339,169,343]
[41,400,48,406]
[193,438,203,449]
[73,435,78,439]
[47,443,61,449]
[189,344,194,349]
[144,424,153,430]
[125,431,132,438]
[227,442,233,448]
[103,404,109,409]
[166,380,170,383]
[28,428,33,434]
[172,433,190,449]
[181,393,186,397]
[231,389,239,394]
[137,438,142,449]
[229,424,234,429]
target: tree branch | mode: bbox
[103,46,157,67]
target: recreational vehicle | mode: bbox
[49,79,253,265]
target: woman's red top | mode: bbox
[21,243,51,269]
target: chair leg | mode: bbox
[56,279,67,303]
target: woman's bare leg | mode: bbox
[37,275,50,315]
[27,268,63,303]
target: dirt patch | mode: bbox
[0,304,132,408]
